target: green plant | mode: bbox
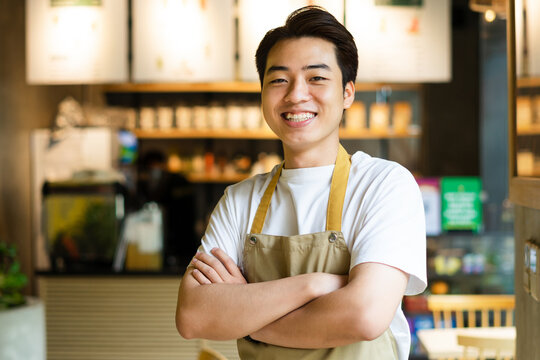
[0,242,28,309]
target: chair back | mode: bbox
[427,295,515,328]
[458,333,515,360]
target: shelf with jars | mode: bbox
[109,83,423,142]
[105,82,423,186]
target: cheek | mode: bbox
[261,102,276,125]
[261,93,280,116]
[261,100,271,117]
[315,89,344,110]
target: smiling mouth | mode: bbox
[282,112,317,123]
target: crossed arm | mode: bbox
[175,248,408,349]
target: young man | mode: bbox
[176,6,426,360]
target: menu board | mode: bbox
[238,0,344,82]
[441,177,483,233]
[132,0,234,82]
[346,0,451,82]
[26,0,128,84]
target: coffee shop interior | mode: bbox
[1,0,540,359]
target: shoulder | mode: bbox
[348,151,418,193]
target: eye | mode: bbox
[310,76,327,82]
[269,78,287,84]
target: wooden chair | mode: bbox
[197,346,229,360]
[458,332,515,360]
[427,294,515,329]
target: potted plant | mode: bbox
[0,241,46,360]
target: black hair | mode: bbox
[255,6,358,89]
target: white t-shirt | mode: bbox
[200,151,427,360]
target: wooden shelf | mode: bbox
[105,82,261,93]
[354,82,421,92]
[339,128,421,139]
[187,173,249,183]
[133,128,277,139]
[104,82,421,93]
[517,124,540,135]
[133,128,421,140]
[517,77,540,88]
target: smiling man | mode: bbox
[176,6,426,360]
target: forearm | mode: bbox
[250,286,368,348]
[251,263,408,349]
[176,271,334,341]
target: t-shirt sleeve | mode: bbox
[198,187,243,267]
[349,165,427,295]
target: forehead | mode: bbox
[265,37,339,71]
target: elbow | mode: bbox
[176,323,196,340]
[176,309,240,341]
[176,307,198,340]
[356,318,387,342]
[348,310,390,342]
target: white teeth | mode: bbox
[285,112,315,122]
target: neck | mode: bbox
[282,139,340,169]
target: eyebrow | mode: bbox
[266,63,331,75]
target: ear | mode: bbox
[343,81,355,109]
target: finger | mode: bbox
[194,252,230,279]
[210,248,242,276]
[191,269,211,285]
[192,257,224,283]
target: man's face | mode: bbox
[261,37,355,153]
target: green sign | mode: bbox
[441,177,482,232]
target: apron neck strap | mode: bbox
[250,161,284,235]
[249,144,351,234]
[326,144,351,232]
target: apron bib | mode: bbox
[237,144,398,360]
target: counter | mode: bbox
[37,274,239,360]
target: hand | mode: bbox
[190,248,247,285]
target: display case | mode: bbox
[42,179,125,272]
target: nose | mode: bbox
[284,78,310,103]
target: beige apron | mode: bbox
[237,144,398,360]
